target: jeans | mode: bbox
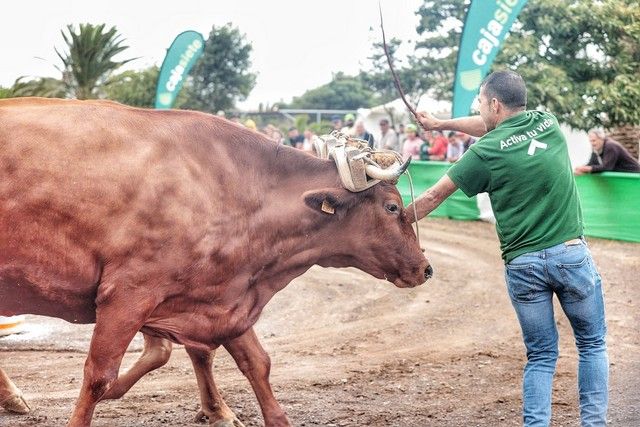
[504,239,608,427]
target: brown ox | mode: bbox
[0,98,431,426]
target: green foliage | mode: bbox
[308,121,334,135]
[104,66,163,108]
[359,37,427,125]
[405,0,640,129]
[184,23,256,113]
[495,0,640,128]
[56,23,135,99]
[287,72,376,109]
[0,86,11,99]
[411,0,471,101]
[10,77,66,98]
[294,115,310,131]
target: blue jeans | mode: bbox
[505,239,608,427]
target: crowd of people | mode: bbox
[230,111,476,164]
[226,111,640,174]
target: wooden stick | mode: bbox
[379,2,424,129]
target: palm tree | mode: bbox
[55,23,135,99]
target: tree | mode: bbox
[495,0,640,130]
[56,23,135,99]
[104,66,158,108]
[409,0,639,154]
[0,86,13,99]
[360,37,426,125]
[9,77,66,98]
[184,24,256,113]
[287,72,376,110]
[410,0,469,102]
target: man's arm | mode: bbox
[417,112,487,138]
[405,174,458,223]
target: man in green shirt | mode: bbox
[409,71,608,426]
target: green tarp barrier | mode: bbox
[397,161,480,220]
[398,162,640,243]
[575,172,640,242]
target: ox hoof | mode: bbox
[0,393,31,414]
[194,410,245,427]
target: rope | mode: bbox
[405,169,421,249]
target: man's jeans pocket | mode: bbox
[505,263,537,303]
[556,253,596,302]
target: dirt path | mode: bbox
[1,218,638,426]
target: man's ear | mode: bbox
[303,188,353,215]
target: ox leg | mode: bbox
[101,334,172,400]
[66,297,153,427]
[186,346,245,426]
[0,367,30,414]
[225,328,290,427]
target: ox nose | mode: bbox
[424,264,434,280]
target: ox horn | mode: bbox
[364,156,411,181]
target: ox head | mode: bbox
[304,132,432,288]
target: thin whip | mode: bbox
[379,2,424,130]
[405,170,421,249]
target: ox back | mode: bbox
[0,98,317,326]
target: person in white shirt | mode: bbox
[446,131,465,162]
[377,118,399,151]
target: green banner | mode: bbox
[397,161,480,220]
[452,0,528,118]
[575,172,640,242]
[397,162,640,243]
[155,31,205,109]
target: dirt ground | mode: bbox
[1,218,638,426]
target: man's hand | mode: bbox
[415,113,487,138]
[417,111,441,132]
[574,165,592,175]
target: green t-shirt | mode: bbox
[447,110,583,263]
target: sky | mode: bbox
[1,0,424,110]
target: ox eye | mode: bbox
[385,203,399,214]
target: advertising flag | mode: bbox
[452,0,528,117]
[155,31,205,109]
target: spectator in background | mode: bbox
[216,110,226,118]
[341,113,356,136]
[574,128,640,174]
[331,115,343,132]
[446,131,465,162]
[302,128,316,153]
[397,123,406,151]
[457,131,476,151]
[427,130,448,161]
[401,123,424,160]
[288,127,305,149]
[263,124,285,145]
[354,121,374,148]
[377,118,399,151]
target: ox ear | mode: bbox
[303,188,355,216]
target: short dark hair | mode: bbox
[379,118,389,125]
[480,70,527,110]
